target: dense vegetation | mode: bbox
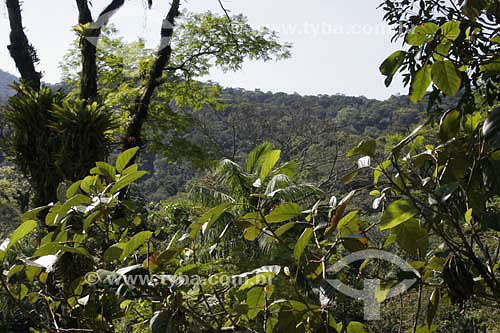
[1,0,500,332]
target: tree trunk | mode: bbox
[5,0,41,90]
[76,0,125,101]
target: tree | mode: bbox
[344,0,500,329]
[3,0,290,205]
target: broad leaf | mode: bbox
[410,65,432,103]
[380,199,418,231]
[346,322,366,333]
[260,150,281,182]
[294,228,313,262]
[266,202,302,223]
[463,112,481,133]
[246,286,267,319]
[239,272,275,290]
[244,226,260,241]
[440,21,461,41]
[406,23,439,46]
[246,142,272,174]
[380,50,407,87]
[347,140,376,158]
[121,231,153,260]
[432,60,462,96]
[191,202,232,237]
[439,109,461,141]
[116,147,139,173]
[392,219,429,255]
[4,220,37,254]
[110,171,148,194]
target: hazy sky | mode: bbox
[0,0,407,100]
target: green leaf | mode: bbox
[337,211,360,234]
[294,228,313,262]
[33,243,91,257]
[275,222,296,237]
[116,147,139,173]
[380,50,407,87]
[375,282,394,303]
[4,220,37,254]
[25,266,42,282]
[198,202,233,236]
[410,65,432,103]
[265,202,302,223]
[53,194,92,225]
[190,203,232,238]
[380,199,418,231]
[440,21,461,41]
[121,231,153,260]
[66,181,82,198]
[80,176,98,194]
[260,150,281,182]
[463,112,481,133]
[104,243,125,263]
[347,321,366,333]
[244,226,260,241]
[439,109,461,141]
[246,142,272,174]
[239,272,275,290]
[95,162,117,181]
[110,171,148,194]
[21,205,50,222]
[432,61,462,96]
[246,286,266,319]
[392,219,429,255]
[157,248,182,264]
[328,313,343,332]
[347,140,376,158]
[407,23,439,46]
[465,208,473,224]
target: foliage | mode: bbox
[61,11,291,163]
[338,0,500,330]
[3,84,116,205]
[0,165,30,236]
[379,0,500,112]
[0,145,373,332]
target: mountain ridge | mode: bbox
[0,69,18,99]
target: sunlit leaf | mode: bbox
[116,147,139,173]
[294,228,313,262]
[380,199,418,231]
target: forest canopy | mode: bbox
[0,0,499,332]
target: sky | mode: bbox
[0,0,408,100]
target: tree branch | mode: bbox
[123,0,181,151]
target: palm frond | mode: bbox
[268,183,323,205]
[245,141,272,174]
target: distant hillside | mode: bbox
[0,67,455,203]
[0,69,17,99]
